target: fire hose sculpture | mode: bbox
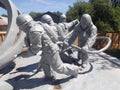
[0,0,111,70]
[63,36,111,54]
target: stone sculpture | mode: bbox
[16,14,83,79]
[0,0,25,69]
[0,0,111,71]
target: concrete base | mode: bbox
[0,81,13,90]
[0,52,120,90]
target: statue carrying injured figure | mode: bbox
[16,14,83,81]
[68,14,97,70]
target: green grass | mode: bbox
[104,49,120,59]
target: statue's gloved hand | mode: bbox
[73,19,79,25]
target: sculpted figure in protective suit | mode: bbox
[68,14,97,68]
[16,14,82,80]
[41,14,65,41]
[41,14,79,64]
[58,14,79,63]
[58,14,79,36]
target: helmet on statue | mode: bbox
[16,14,33,26]
[80,14,92,30]
[41,14,54,25]
[16,14,33,31]
[59,14,66,23]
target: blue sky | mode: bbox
[0,0,89,15]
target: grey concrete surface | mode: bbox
[0,52,120,90]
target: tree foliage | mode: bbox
[66,0,120,32]
[29,12,44,21]
[29,11,63,21]
[66,2,93,21]
[52,11,62,16]
[1,14,7,17]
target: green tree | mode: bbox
[1,14,7,17]
[53,11,62,16]
[112,7,120,31]
[29,12,43,20]
[66,0,120,32]
[90,0,120,31]
[66,1,93,21]
[90,0,113,31]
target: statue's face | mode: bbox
[46,20,52,25]
[80,17,89,30]
[80,21,87,30]
[80,14,91,30]
[18,23,29,33]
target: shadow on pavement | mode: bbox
[6,74,74,90]
[10,62,39,74]
[0,61,15,77]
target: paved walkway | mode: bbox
[0,52,120,90]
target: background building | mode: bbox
[0,16,8,31]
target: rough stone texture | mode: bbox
[0,52,120,90]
